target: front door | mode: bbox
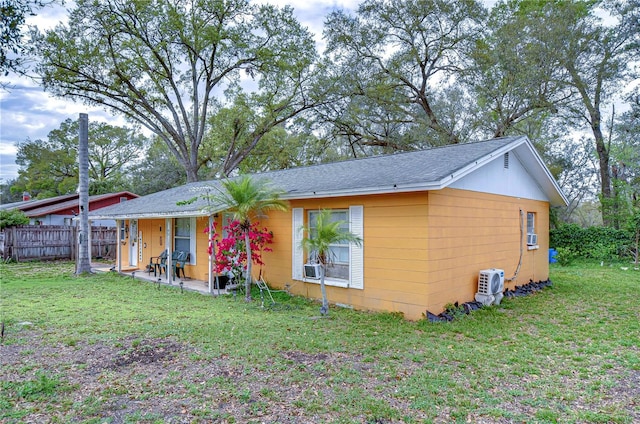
[129,219,138,267]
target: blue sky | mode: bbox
[0,0,361,183]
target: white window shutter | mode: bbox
[292,208,304,280]
[349,205,364,289]
[190,217,196,265]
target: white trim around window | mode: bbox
[292,206,364,289]
[174,217,197,265]
[292,208,304,280]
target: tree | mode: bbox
[605,92,640,228]
[14,118,146,197]
[205,175,288,301]
[511,0,639,226]
[322,0,486,148]
[76,113,92,274]
[301,209,362,316]
[129,139,186,195]
[465,1,571,139]
[0,179,24,204]
[36,0,320,182]
[0,0,57,76]
[201,106,334,176]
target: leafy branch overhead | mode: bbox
[36,0,322,182]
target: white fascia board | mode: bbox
[89,209,219,221]
[280,181,444,200]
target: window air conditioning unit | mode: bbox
[527,233,538,245]
[304,263,322,279]
[475,268,504,306]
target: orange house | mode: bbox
[91,137,567,320]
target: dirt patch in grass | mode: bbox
[3,329,639,423]
[1,330,420,422]
[2,261,639,423]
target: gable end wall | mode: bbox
[425,188,549,314]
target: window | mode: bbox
[308,209,350,280]
[174,217,196,264]
[526,212,538,247]
[221,212,234,238]
[292,206,364,289]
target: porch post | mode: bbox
[165,218,172,283]
[116,219,122,273]
[208,215,214,294]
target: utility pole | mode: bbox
[76,113,92,274]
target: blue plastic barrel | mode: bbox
[549,248,558,263]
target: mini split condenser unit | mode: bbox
[475,268,504,306]
[304,263,322,279]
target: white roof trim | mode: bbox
[276,136,567,206]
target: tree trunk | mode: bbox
[592,121,612,226]
[244,229,252,301]
[185,166,199,183]
[319,265,329,316]
[76,113,92,274]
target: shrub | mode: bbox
[0,209,29,229]
[554,247,577,266]
[550,224,630,261]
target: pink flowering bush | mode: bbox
[205,220,274,278]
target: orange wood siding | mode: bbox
[124,217,214,281]
[263,193,431,320]
[117,187,550,321]
[425,188,549,314]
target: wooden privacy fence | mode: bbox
[0,225,117,262]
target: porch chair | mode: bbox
[148,250,167,276]
[157,250,188,281]
[173,250,190,280]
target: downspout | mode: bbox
[505,209,524,282]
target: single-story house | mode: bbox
[90,136,567,320]
[1,192,138,226]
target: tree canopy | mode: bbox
[322,0,486,150]
[0,0,57,76]
[36,0,321,182]
[9,0,639,226]
[14,118,146,197]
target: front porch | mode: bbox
[92,263,240,296]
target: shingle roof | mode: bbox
[90,136,567,219]
[2,192,138,216]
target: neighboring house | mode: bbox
[90,137,567,320]
[0,192,138,226]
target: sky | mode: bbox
[0,0,363,184]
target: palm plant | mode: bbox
[301,209,363,316]
[208,175,288,301]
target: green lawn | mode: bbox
[1,261,638,423]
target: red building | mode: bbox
[1,192,139,226]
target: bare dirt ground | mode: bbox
[2,330,424,423]
[3,328,639,423]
